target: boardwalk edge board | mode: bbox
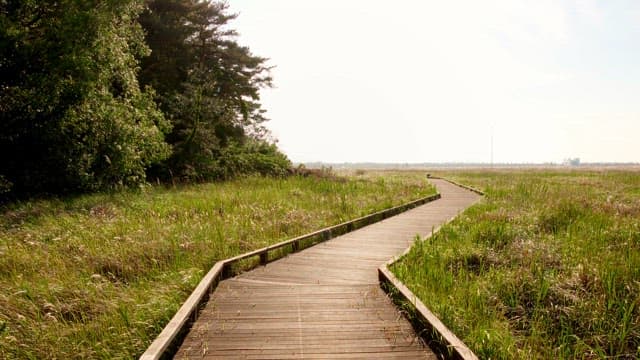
[140,190,441,360]
[378,179,483,360]
[428,175,485,195]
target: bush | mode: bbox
[155,140,291,183]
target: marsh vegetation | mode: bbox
[393,170,640,359]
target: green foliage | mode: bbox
[164,138,291,182]
[212,140,292,179]
[1,0,286,194]
[0,0,170,194]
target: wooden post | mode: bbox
[222,263,232,279]
[324,229,332,240]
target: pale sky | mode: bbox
[230,0,640,164]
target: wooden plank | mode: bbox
[197,350,436,359]
[179,345,429,355]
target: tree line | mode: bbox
[0,0,290,196]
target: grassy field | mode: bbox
[0,172,435,359]
[392,169,640,359]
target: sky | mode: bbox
[229,0,640,164]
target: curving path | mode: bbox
[175,179,480,359]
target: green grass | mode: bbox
[392,169,640,359]
[0,172,435,359]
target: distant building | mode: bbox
[563,158,580,166]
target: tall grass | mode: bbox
[0,173,435,359]
[392,170,640,359]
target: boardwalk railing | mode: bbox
[140,192,441,360]
[378,179,484,360]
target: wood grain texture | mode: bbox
[174,179,479,359]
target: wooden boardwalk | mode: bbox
[175,179,480,359]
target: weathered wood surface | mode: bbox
[175,179,480,359]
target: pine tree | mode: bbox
[139,0,281,181]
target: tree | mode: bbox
[139,0,285,181]
[0,0,170,194]
[138,0,197,102]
